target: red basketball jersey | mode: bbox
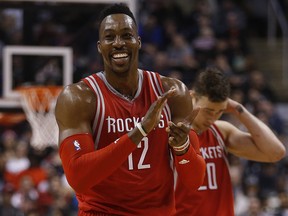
[80,70,176,215]
[175,124,234,216]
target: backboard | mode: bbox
[3,46,73,99]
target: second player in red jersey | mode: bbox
[174,67,285,216]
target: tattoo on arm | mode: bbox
[236,105,244,114]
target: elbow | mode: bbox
[65,171,92,193]
[68,180,84,193]
[63,161,94,193]
[188,173,206,192]
[192,173,206,191]
[65,172,85,193]
[273,145,286,162]
[182,159,206,191]
[190,157,206,190]
[193,163,206,190]
[181,175,205,192]
[268,144,286,162]
[193,162,206,190]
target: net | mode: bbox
[16,86,62,149]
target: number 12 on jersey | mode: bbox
[128,137,151,170]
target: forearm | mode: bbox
[236,105,285,161]
[173,131,206,190]
[59,132,139,193]
[237,105,273,137]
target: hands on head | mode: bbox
[225,98,244,115]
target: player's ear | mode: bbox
[190,90,197,105]
[189,90,195,97]
[97,41,102,54]
[138,36,141,49]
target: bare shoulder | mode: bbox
[56,81,95,113]
[160,76,192,122]
[160,76,188,95]
[55,81,96,138]
[215,120,238,139]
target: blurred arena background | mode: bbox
[0,0,287,215]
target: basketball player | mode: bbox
[55,4,206,216]
[174,67,286,216]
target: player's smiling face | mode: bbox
[97,14,141,75]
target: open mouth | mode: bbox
[112,53,129,65]
[112,53,128,59]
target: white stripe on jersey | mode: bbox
[146,71,172,122]
[210,125,229,167]
[85,75,106,149]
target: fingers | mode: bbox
[155,87,177,110]
[160,87,177,100]
[167,106,200,147]
[184,107,200,126]
[167,121,190,134]
[142,87,176,133]
[166,121,190,146]
[225,98,242,114]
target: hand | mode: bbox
[225,98,244,115]
[141,87,176,133]
[167,107,200,148]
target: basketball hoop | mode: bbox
[0,113,26,127]
[16,86,62,150]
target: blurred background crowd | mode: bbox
[0,0,288,215]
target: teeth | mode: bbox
[113,53,128,58]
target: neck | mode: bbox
[191,125,202,135]
[103,69,139,99]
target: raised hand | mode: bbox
[166,107,200,148]
[225,98,244,115]
[141,87,177,134]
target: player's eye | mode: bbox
[104,34,114,40]
[123,33,133,39]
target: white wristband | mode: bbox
[173,137,190,152]
[136,123,147,137]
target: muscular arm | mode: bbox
[161,76,192,125]
[55,82,136,192]
[55,81,175,193]
[161,76,206,190]
[55,82,95,141]
[217,99,286,162]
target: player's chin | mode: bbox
[200,124,210,131]
[112,62,131,71]
[111,65,130,75]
